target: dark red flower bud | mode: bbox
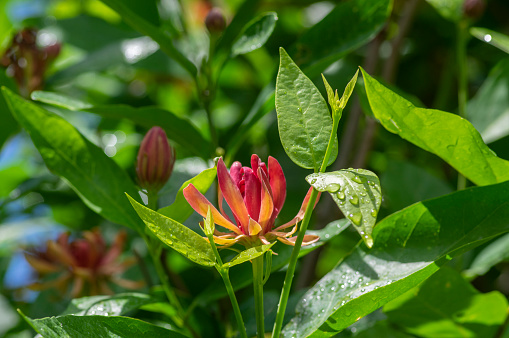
[205,8,226,34]
[136,126,175,192]
[463,0,485,19]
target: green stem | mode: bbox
[272,108,341,337]
[457,19,468,190]
[207,233,248,338]
[253,255,265,338]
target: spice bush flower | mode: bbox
[184,155,319,247]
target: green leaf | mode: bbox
[471,27,509,54]
[321,74,335,111]
[0,164,31,198]
[195,219,350,305]
[384,268,508,338]
[60,293,161,316]
[224,243,275,268]
[99,0,196,77]
[425,0,463,22]
[127,194,215,267]
[465,233,509,278]
[361,68,509,186]
[276,48,337,171]
[282,180,509,337]
[203,207,215,237]
[231,12,278,56]
[1,87,144,231]
[297,0,392,76]
[338,70,359,110]
[158,167,216,223]
[307,169,381,248]
[31,91,211,159]
[19,311,186,338]
[467,59,509,143]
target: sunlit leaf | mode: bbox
[384,268,508,337]
[464,233,509,278]
[361,68,509,186]
[231,12,278,56]
[158,167,216,224]
[127,194,215,267]
[224,243,275,268]
[471,27,509,54]
[2,87,144,231]
[282,180,509,337]
[60,293,162,316]
[276,48,337,171]
[307,169,381,248]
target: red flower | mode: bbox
[184,155,319,247]
[24,229,144,298]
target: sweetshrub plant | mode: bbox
[1,0,509,337]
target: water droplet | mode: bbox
[358,277,363,282]
[303,298,307,302]
[352,175,365,184]
[349,195,359,205]
[370,209,377,217]
[337,191,345,200]
[341,284,345,289]
[361,288,365,292]
[364,234,374,248]
[298,107,302,112]
[327,183,340,193]
[348,213,362,225]
[310,178,317,184]
[331,286,336,291]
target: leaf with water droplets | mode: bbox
[276,48,338,171]
[306,169,381,248]
[127,194,216,267]
[223,243,275,268]
[471,27,509,55]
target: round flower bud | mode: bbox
[136,126,175,192]
[205,8,226,34]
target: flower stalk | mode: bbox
[252,254,265,338]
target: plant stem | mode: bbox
[207,233,248,338]
[252,255,265,338]
[457,19,468,190]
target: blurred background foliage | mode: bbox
[1,0,509,336]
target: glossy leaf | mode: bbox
[425,0,463,22]
[1,87,144,231]
[31,91,211,159]
[307,169,381,248]
[361,68,509,186]
[20,311,186,338]
[384,268,508,337]
[224,243,275,268]
[231,12,278,56]
[465,233,509,278]
[471,27,509,54]
[60,293,161,316]
[276,48,337,171]
[467,59,509,143]
[195,219,350,305]
[127,194,215,267]
[282,179,509,337]
[296,0,392,76]
[158,167,217,224]
[338,70,359,111]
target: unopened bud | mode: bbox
[205,8,226,34]
[136,126,175,192]
[463,0,485,20]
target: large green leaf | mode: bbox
[60,293,161,316]
[384,268,508,337]
[296,0,392,76]
[467,59,509,143]
[195,219,351,305]
[282,180,509,337]
[158,167,216,223]
[464,233,509,278]
[361,68,509,186]
[20,311,186,338]
[276,48,337,171]
[471,27,509,54]
[1,87,144,231]
[127,195,215,267]
[231,12,278,56]
[306,169,381,248]
[31,91,211,159]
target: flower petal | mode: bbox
[277,234,320,246]
[230,161,243,187]
[268,156,286,217]
[243,168,261,221]
[24,254,60,273]
[183,183,242,235]
[258,168,274,232]
[248,218,262,236]
[273,188,321,231]
[217,158,250,233]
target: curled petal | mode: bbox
[243,168,261,221]
[211,234,245,246]
[217,158,250,232]
[277,234,320,246]
[268,156,286,217]
[230,161,243,187]
[258,168,274,232]
[259,236,271,245]
[183,183,242,235]
[248,218,262,236]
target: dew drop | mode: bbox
[337,191,345,200]
[298,107,302,112]
[349,195,359,205]
[348,213,362,225]
[370,209,377,217]
[352,175,365,184]
[327,183,340,193]
[341,284,345,289]
[310,178,317,184]
[361,288,365,292]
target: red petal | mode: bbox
[183,183,242,234]
[251,154,261,179]
[230,161,243,187]
[268,156,286,218]
[258,168,274,232]
[217,158,250,233]
[243,168,261,221]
